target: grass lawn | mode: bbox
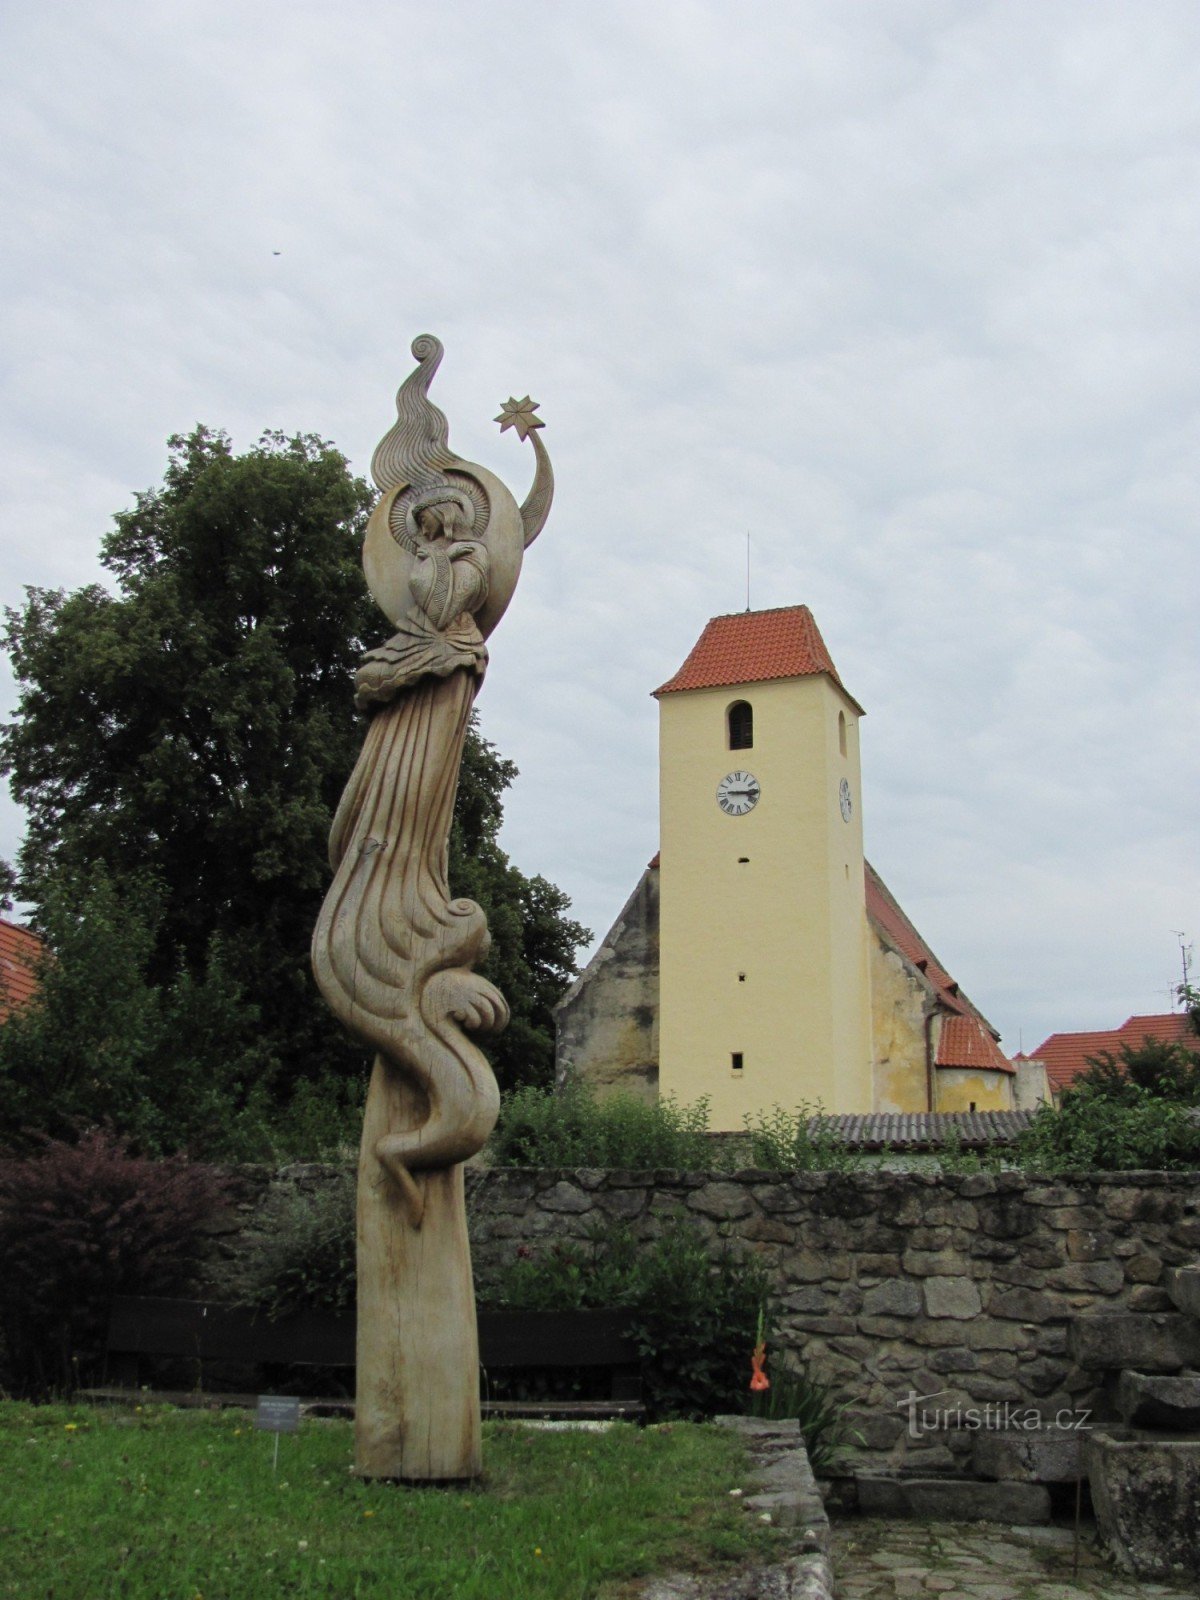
[0,1401,779,1599]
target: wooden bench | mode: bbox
[86,1297,643,1420]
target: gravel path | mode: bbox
[831,1519,1197,1600]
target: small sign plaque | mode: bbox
[256,1395,301,1435]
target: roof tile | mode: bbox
[653,605,858,702]
[1030,1013,1199,1090]
[0,918,44,1022]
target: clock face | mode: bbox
[717,770,761,816]
[839,777,853,822]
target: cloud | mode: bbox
[0,0,1196,1051]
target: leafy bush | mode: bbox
[0,866,275,1160]
[0,1130,228,1394]
[1015,1084,1200,1173]
[625,1223,772,1421]
[228,1169,356,1318]
[1073,1038,1200,1104]
[743,1105,861,1172]
[489,1078,715,1169]
[480,1218,771,1421]
[934,1127,1003,1176]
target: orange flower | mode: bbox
[749,1338,770,1393]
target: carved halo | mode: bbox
[388,473,490,555]
[364,461,524,642]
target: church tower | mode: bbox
[654,606,873,1126]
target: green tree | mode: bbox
[0,866,270,1156]
[1,426,587,1141]
[1075,1037,1200,1104]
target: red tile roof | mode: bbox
[0,918,43,1021]
[1030,1013,1199,1091]
[653,606,861,708]
[935,1013,1013,1073]
[864,862,1011,1072]
[865,864,958,1013]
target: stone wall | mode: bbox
[464,1167,1200,1474]
[553,866,659,1100]
[206,1164,1200,1476]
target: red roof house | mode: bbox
[1026,1013,1199,1095]
[0,917,44,1021]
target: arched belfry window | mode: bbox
[838,711,847,757]
[728,700,753,750]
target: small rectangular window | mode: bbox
[731,1052,744,1074]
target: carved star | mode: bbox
[495,395,544,440]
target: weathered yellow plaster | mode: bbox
[870,943,931,1113]
[934,1066,1013,1112]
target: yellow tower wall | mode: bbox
[657,675,873,1127]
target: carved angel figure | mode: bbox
[310,336,552,1480]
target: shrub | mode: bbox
[743,1105,861,1172]
[1073,1038,1200,1104]
[227,1168,356,1318]
[1015,1084,1200,1172]
[0,1130,228,1394]
[480,1218,771,1421]
[488,1078,715,1169]
[626,1223,771,1421]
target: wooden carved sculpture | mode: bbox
[312,335,552,1480]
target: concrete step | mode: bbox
[856,1473,1050,1524]
[1168,1266,1200,1317]
[1115,1369,1200,1431]
[971,1425,1083,1483]
[1068,1313,1200,1374]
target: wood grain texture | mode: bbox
[311,336,551,1481]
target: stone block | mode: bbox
[902,1249,967,1277]
[1103,1188,1179,1224]
[928,1348,979,1374]
[967,1321,1033,1351]
[750,1183,803,1215]
[855,1474,1050,1523]
[1086,1429,1200,1577]
[853,1411,906,1450]
[1068,1313,1200,1373]
[923,1276,982,1319]
[970,1238,1019,1261]
[987,1287,1069,1323]
[686,1182,755,1220]
[1115,1369,1200,1430]
[1046,1260,1124,1294]
[977,1198,1038,1240]
[1068,1235,1120,1260]
[1124,1253,1165,1285]
[856,1253,902,1277]
[1168,1266,1200,1316]
[958,1174,998,1197]
[783,1287,833,1313]
[972,1426,1084,1483]
[538,1181,593,1213]
[1127,1285,1172,1312]
[784,1249,850,1283]
[861,1280,922,1318]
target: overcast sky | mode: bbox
[1,1,1197,1055]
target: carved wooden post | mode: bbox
[312,335,552,1479]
